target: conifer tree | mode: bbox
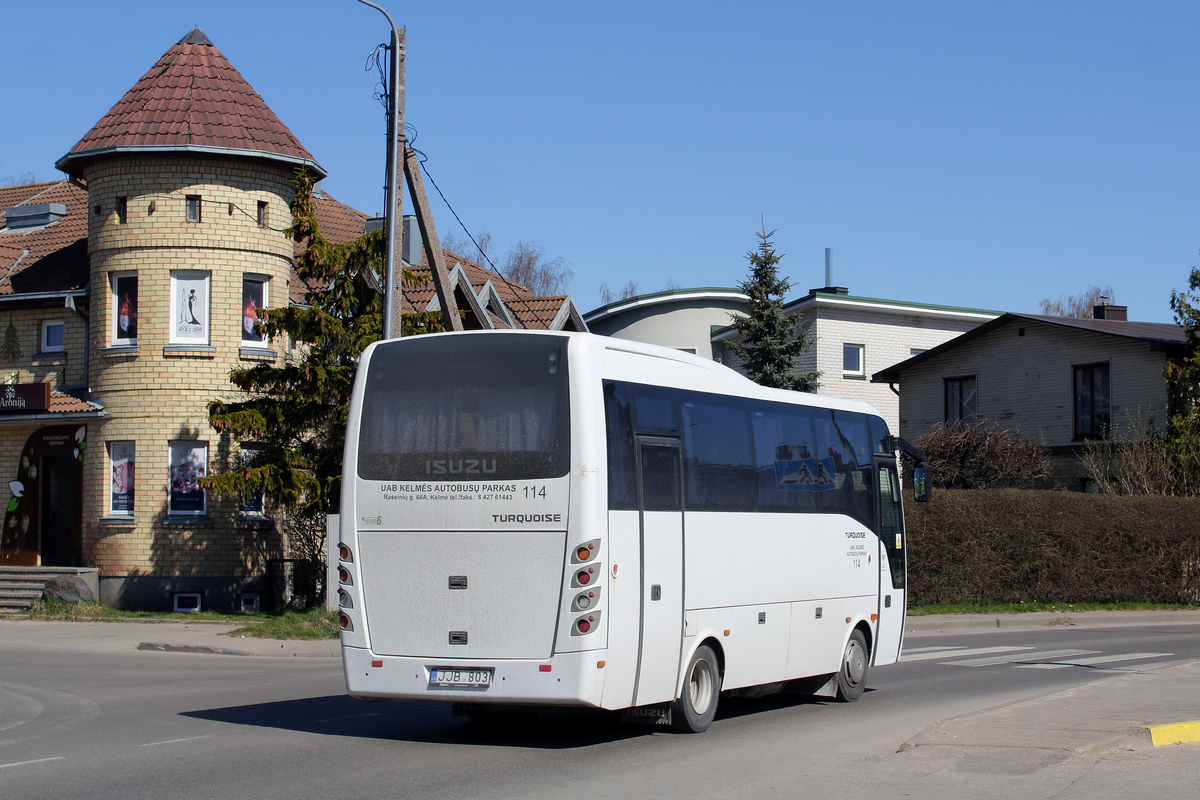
[726,225,819,392]
[202,169,436,566]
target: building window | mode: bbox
[186,195,202,223]
[169,442,207,515]
[944,376,978,425]
[109,441,136,515]
[242,276,268,346]
[41,320,65,353]
[257,201,268,228]
[239,444,265,515]
[170,271,210,344]
[843,343,865,377]
[1073,362,1111,440]
[117,197,128,224]
[112,273,138,344]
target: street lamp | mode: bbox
[353,0,404,339]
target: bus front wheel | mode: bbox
[672,644,721,733]
[836,629,868,702]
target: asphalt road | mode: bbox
[1,619,1197,800]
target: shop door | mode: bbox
[40,455,74,566]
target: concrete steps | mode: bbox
[0,567,100,610]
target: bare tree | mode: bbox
[917,420,1052,489]
[1040,286,1116,318]
[0,172,39,187]
[440,229,494,267]
[500,241,573,296]
[598,280,641,304]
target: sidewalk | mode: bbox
[907,608,1200,633]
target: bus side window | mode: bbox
[630,384,680,436]
[679,392,756,511]
[603,381,637,510]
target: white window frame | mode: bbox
[843,343,865,377]
[168,441,208,515]
[241,275,269,347]
[170,271,211,345]
[109,441,136,516]
[112,271,138,345]
[41,319,65,353]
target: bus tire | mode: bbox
[672,644,721,733]
[836,629,868,702]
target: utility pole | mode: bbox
[354,0,405,339]
[354,1,462,336]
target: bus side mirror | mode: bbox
[912,466,931,503]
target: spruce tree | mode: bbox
[202,169,436,568]
[726,225,819,392]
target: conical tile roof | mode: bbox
[56,26,325,178]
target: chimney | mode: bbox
[401,215,422,266]
[1093,304,1127,321]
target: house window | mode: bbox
[944,376,978,425]
[186,195,202,223]
[257,201,268,228]
[117,197,128,224]
[112,273,138,344]
[242,276,268,346]
[41,320,65,353]
[239,444,265,515]
[910,347,926,357]
[843,344,865,377]
[1073,362,1111,440]
[109,441,136,515]
[170,271,210,344]
[169,442,207,515]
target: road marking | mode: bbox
[138,735,212,747]
[900,646,1034,662]
[1015,652,1172,670]
[901,645,966,654]
[941,648,1099,667]
[0,757,65,770]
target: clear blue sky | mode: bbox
[3,1,1197,322]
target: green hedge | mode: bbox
[905,489,1200,605]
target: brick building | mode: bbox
[0,28,583,610]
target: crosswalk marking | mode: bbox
[1015,652,1172,670]
[900,646,1033,663]
[941,648,1099,667]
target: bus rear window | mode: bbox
[357,334,570,481]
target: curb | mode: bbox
[1145,720,1200,747]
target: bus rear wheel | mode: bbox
[836,629,868,702]
[672,644,721,733]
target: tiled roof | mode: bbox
[289,192,372,304]
[49,391,104,415]
[56,27,324,179]
[0,181,89,296]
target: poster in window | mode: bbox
[173,273,208,342]
[169,442,207,513]
[242,279,266,344]
[110,442,135,513]
[115,275,138,341]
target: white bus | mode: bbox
[337,330,927,732]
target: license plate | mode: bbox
[430,668,493,687]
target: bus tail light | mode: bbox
[577,546,592,561]
[338,566,352,585]
[339,613,353,631]
[339,543,353,562]
[571,612,601,636]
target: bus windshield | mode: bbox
[356,334,571,482]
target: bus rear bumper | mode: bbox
[342,646,607,707]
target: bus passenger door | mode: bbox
[874,459,906,665]
[634,437,685,706]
